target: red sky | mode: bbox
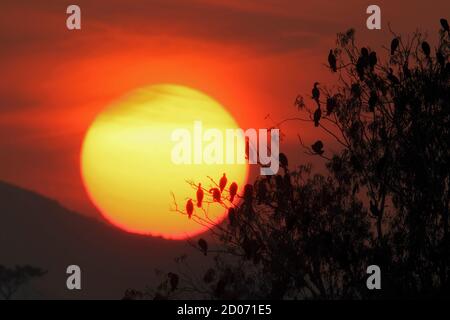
[0,0,448,219]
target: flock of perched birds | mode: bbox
[186,19,450,221]
[181,18,450,262]
[310,18,449,158]
[326,18,448,79]
[183,173,240,257]
[185,173,239,221]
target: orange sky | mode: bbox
[0,0,448,219]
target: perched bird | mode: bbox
[361,47,369,58]
[186,199,194,219]
[390,37,399,55]
[369,51,377,71]
[440,18,449,34]
[387,68,400,85]
[209,188,221,202]
[198,238,208,256]
[357,47,370,79]
[219,173,227,192]
[356,56,366,80]
[312,82,320,104]
[311,140,324,155]
[167,272,179,292]
[196,183,204,208]
[328,49,337,72]
[228,208,236,226]
[421,41,431,58]
[229,182,238,202]
[368,91,378,112]
[279,153,288,168]
[313,107,322,127]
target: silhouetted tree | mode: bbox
[135,20,449,300]
[304,24,449,297]
[0,265,46,300]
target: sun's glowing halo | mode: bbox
[81,84,248,239]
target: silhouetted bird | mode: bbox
[356,56,366,80]
[279,153,288,168]
[361,47,369,58]
[328,49,337,72]
[219,173,227,192]
[359,48,370,78]
[390,37,399,55]
[186,199,194,219]
[228,208,236,226]
[326,96,337,115]
[311,140,324,155]
[440,18,449,33]
[209,188,221,202]
[198,238,208,256]
[313,107,322,127]
[388,68,400,85]
[312,82,320,104]
[196,183,204,208]
[369,51,377,71]
[368,91,378,112]
[421,41,431,58]
[167,272,179,292]
[229,182,238,202]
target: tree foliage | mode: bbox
[0,265,46,300]
[129,21,450,300]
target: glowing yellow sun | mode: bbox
[81,84,248,239]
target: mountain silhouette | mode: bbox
[0,180,192,299]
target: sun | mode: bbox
[80,84,248,240]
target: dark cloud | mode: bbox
[0,0,342,56]
[2,0,449,57]
[83,0,339,52]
